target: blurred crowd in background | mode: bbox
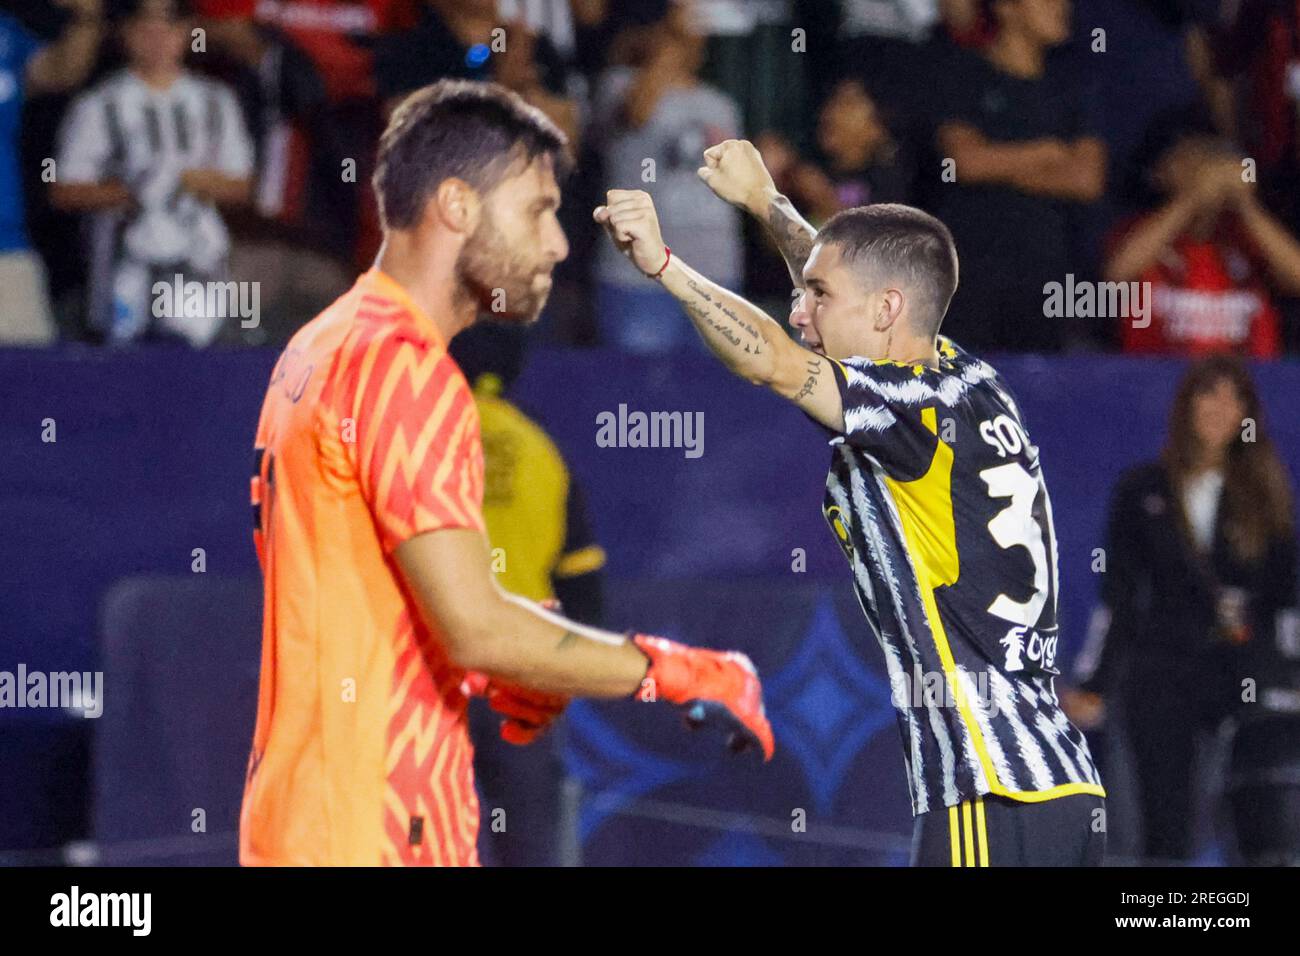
[2,0,1300,354]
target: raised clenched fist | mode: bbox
[697,139,777,214]
[593,189,669,277]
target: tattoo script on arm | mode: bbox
[683,278,764,356]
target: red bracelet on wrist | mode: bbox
[648,245,671,279]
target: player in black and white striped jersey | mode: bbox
[51,0,253,345]
[594,138,1106,866]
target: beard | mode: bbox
[455,211,552,325]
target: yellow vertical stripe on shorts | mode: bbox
[949,805,961,867]
[962,801,975,867]
[975,797,989,867]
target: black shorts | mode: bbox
[910,793,1106,867]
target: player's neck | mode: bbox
[882,334,940,369]
[374,238,477,342]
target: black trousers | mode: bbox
[1121,668,1227,862]
[911,793,1107,867]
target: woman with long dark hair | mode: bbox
[1069,356,1297,861]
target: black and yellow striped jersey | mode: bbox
[822,337,1105,815]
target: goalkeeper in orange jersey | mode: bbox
[240,80,773,867]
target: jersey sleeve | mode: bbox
[57,92,113,184]
[345,331,485,552]
[212,84,255,179]
[829,356,944,481]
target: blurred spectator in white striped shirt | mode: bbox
[51,0,253,345]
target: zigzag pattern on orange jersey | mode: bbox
[342,322,485,550]
[241,269,487,866]
[382,610,480,866]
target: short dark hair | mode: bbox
[816,203,959,337]
[373,79,571,231]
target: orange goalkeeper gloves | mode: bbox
[461,671,568,745]
[461,597,570,746]
[460,601,775,760]
[631,634,775,761]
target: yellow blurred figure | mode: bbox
[452,325,605,866]
[474,371,606,611]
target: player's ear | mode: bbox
[875,288,905,331]
[429,178,482,236]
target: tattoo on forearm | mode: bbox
[556,630,580,652]
[683,278,764,355]
[767,194,816,282]
[791,357,822,402]
[684,297,741,348]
